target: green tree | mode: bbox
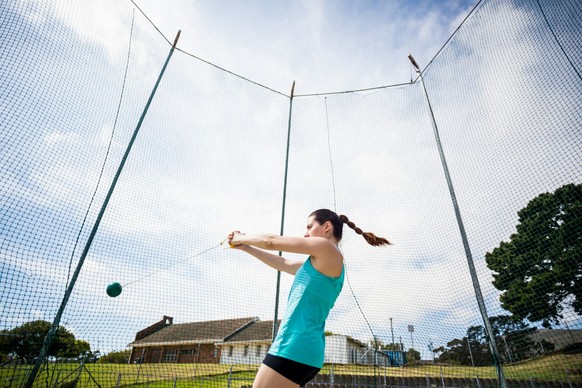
[491,315,537,362]
[382,343,402,351]
[436,315,546,366]
[59,339,91,359]
[97,349,131,364]
[406,348,420,365]
[436,338,471,365]
[465,325,492,366]
[485,183,582,328]
[6,320,88,362]
[471,315,541,363]
[0,329,17,363]
[369,336,384,348]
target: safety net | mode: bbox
[1,0,580,386]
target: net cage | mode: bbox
[0,0,580,387]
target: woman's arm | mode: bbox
[229,232,343,277]
[234,245,302,275]
[229,233,337,258]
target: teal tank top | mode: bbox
[269,257,344,367]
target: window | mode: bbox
[256,345,262,357]
[228,346,233,357]
[243,345,249,357]
[162,349,178,362]
[180,349,194,355]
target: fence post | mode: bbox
[136,359,143,385]
[441,366,446,388]
[116,373,122,388]
[565,369,573,388]
[384,358,387,387]
[52,371,61,388]
[330,364,335,388]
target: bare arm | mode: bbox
[229,233,343,277]
[230,233,336,257]
[234,245,302,275]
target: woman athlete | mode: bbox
[227,209,389,387]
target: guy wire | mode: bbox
[123,242,222,287]
[324,97,337,212]
[325,96,380,377]
[65,10,135,289]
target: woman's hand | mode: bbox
[227,231,246,249]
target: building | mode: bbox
[219,320,279,364]
[326,335,373,364]
[383,350,406,366]
[128,316,258,364]
[128,316,380,365]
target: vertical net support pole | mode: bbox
[25,30,182,388]
[407,54,507,387]
[273,81,296,340]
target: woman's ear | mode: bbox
[324,221,332,232]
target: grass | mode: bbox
[0,363,256,387]
[1,353,580,387]
[322,354,582,381]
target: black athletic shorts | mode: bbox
[262,353,321,386]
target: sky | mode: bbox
[1,0,581,363]
[107,0,477,95]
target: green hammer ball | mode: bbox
[106,282,123,297]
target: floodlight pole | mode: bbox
[273,81,296,340]
[25,30,181,388]
[390,317,395,347]
[407,54,506,388]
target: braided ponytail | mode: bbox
[339,215,391,246]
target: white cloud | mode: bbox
[49,1,133,64]
[44,131,80,146]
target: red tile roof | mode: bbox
[129,317,258,346]
[225,320,281,343]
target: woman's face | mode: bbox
[304,216,329,238]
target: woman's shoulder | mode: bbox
[310,248,343,278]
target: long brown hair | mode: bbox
[310,209,391,246]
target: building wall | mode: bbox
[129,337,391,366]
[325,335,374,365]
[219,336,368,365]
[220,342,270,365]
[384,350,406,366]
[325,335,348,364]
[130,344,221,364]
[220,337,366,366]
[324,335,389,365]
[347,340,366,364]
